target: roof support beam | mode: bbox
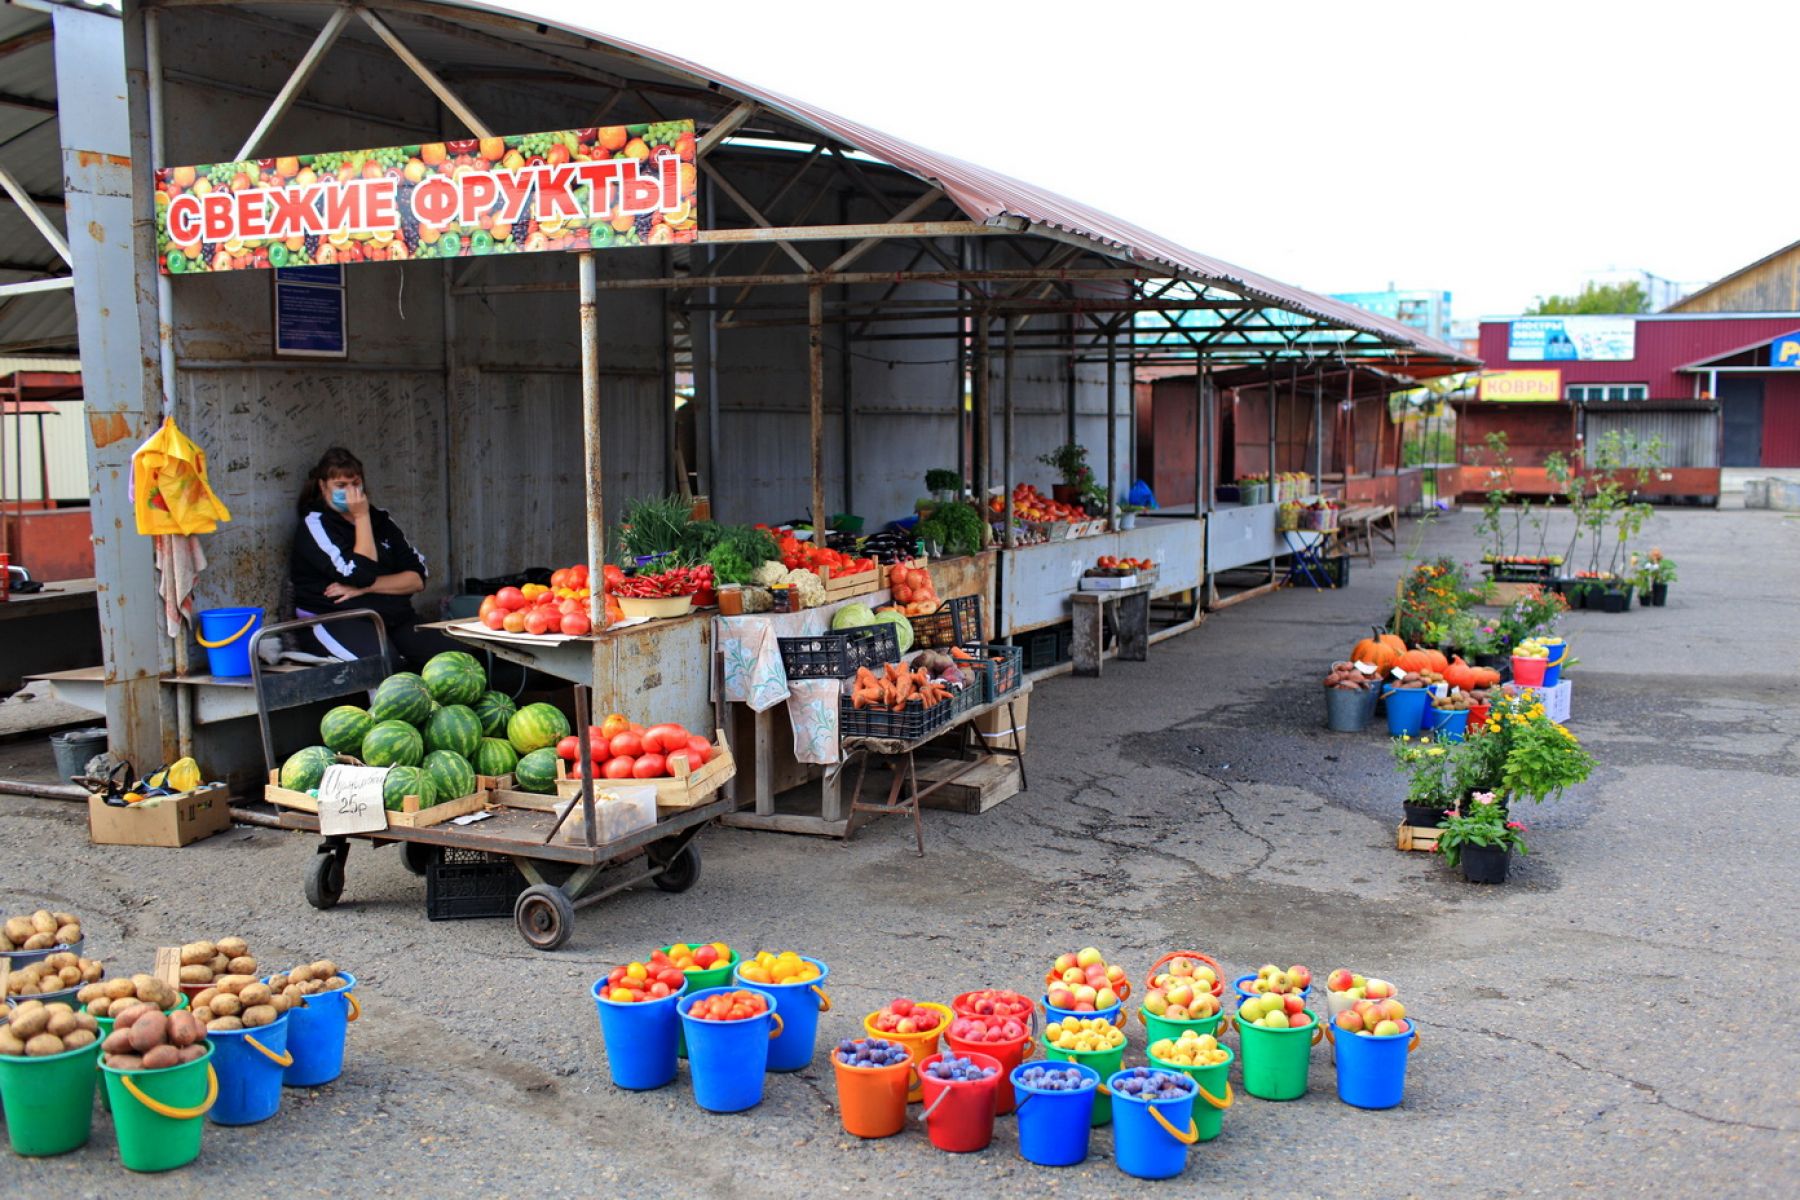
[697,162,813,271]
[697,220,1012,248]
[0,91,55,116]
[234,6,353,161]
[0,29,53,62]
[823,187,945,272]
[356,7,492,139]
[0,158,71,268]
[697,101,757,157]
[0,276,75,298]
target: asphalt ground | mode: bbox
[3,505,1797,1197]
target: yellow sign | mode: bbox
[1479,370,1561,402]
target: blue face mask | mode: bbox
[329,487,350,512]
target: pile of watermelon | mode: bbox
[276,651,573,810]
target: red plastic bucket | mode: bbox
[944,1028,1032,1115]
[918,1052,1002,1153]
[1511,655,1547,686]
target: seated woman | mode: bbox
[290,447,457,669]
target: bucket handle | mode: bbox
[118,1064,218,1120]
[810,986,831,1013]
[345,992,361,1022]
[1148,1104,1200,1145]
[920,1083,952,1122]
[195,613,258,649]
[246,1035,293,1068]
[1310,1022,1324,1046]
[767,1011,785,1040]
[1197,1080,1233,1111]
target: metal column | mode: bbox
[808,284,826,540]
[1313,368,1324,483]
[1002,321,1015,548]
[1105,331,1117,514]
[974,311,990,511]
[579,253,605,627]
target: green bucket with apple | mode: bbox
[1140,1007,1227,1047]
[1042,1028,1125,1126]
[1147,1044,1233,1141]
[1235,1004,1322,1101]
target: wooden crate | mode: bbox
[264,770,491,829]
[555,731,736,811]
[1477,581,1540,608]
[1395,823,1442,852]
[818,562,881,602]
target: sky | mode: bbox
[516,0,1797,320]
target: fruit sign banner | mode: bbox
[155,121,700,274]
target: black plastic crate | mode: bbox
[909,595,982,649]
[958,643,1023,704]
[1022,630,1059,672]
[1054,625,1074,663]
[779,623,901,680]
[840,694,954,741]
[425,846,526,921]
[1323,555,1351,587]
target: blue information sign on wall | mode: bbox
[274,266,346,358]
[1771,331,1800,369]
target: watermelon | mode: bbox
[362,719,424,768]
[473,690,518,738]
[472,737,518,778]
[371,672,433,726]
[280,745,335,792]
[422,750,476,803]
[507,702,570,754]
[422,650,486,706]
[514,747,560,794]
[382,765,436,812]
[319,705,374,754]
[424,704,482,758]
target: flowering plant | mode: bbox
[1436,795,1529,868]
[1391,736,1457,811]
[1454,691,1592,804]
[1495,585,1566,649]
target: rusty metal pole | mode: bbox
[974,311,990,516]
[1106,330,1117,519]
[1313,367,1324,485]
[808,283,826,542]
[1003,319,1016,549]
[579,252,605,628]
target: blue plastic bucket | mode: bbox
[279,973,357,1087]
[733,957,829,1072]
[1011,1062,1098,1167]
[1107,1069,1199,1180]
[678,986,782,1112]
[1434,709,1470,743]
[1384,687,1430,737]
[592,977,687,1090]
[1332,1021,1418,1109]
[1542,642,1566,688]
[207,1014,290,1124]
[1041,995,1124,1027]
[1232,974,1315,1005]
[196,607,263,677]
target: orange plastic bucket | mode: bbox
[863,1002,953,1102]
[1140,950,1226,1000]
[832,1045,916,1138]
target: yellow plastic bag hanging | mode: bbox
[131,416,233,535]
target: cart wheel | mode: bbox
[304,850,346,910]
[514,884,575,951]
[652,843,702,893]
[400,841,437,877]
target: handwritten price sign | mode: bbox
[316,765,390,836]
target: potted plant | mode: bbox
[1038,443,1095,507]
[1631,548,1674,606]
[925,468,963,505]
[1391,736,1458,827]
[1437,795,1528,884]
[1117,502,1146,531]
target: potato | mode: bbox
[239,983,272,1007]
[101,1028,132,1054]
[269,994,292,1015]
[326,976,349,990]
[207,1017,243,1032]
[26,1033,65,1056]
[242,1005,276,1028]
[194,988,219,1010]
[46,1009,79,1038]
[179,964,214,984]
[63,1028,96,1050]
[141,1044,180,1070]
[9,1002,48,1038]
[81,960,103,983]
[3,917,33,944]
[113,1002,151,1028]
[128,1012,167,1053]
[76,1012,96,1032]
[167,1012,200,1048]
[52,912,77,928]
[129,974,160,997]
[102,977,135,1000]
[282,985,304,1002]
[58,965,81,986]
[46,952,75,970]
[106,1053,143,1070]
[178,1043,207,1063]
[31,910,56,935]
[85,996,113,1017]
[310,960,338,979]
[54,924,80,946]
[300,980,324,996]
[266,973,289,991]
[217,937,249,959]
[208,954,230,975]
[288,965,314,984]
[24,932,54,950]
[0,1030,24,1056]
[228,956,258,976]
[210,994,242,1018]
[179,941,216,966]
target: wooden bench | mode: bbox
[1070,585,1151,676]
[1338,505,1397,563]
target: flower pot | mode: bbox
[1325,687,1374,732]
[1651,582,1668,607]
[1052,484,1081,506]
[1460,844,1512,884]
[1599,589,1628,614]
[1402,803,1447,828]
[1119,512,1138,530]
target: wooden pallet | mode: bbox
[1396,823,1442,852]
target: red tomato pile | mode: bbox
[477,563,620,635]
[771,530,874,576]
[555,714,714,780]
[1000,484,1086,522]
[686,989,768,1022]
[871,997,941,1036]
[603,951,687,1003]
[1097,555,1155,570]
[613,564,716,606]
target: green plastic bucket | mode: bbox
[1042,1035,1125,1126]
[1148,1045,1234,1141]
[103,1043,217,1172]
[0,1037,100,1156]
[1236,1010,1321,1101]
[661,944,739,1059]
[1140,1007,1225,1047]
[88,995,188,1114]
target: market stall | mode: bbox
[996,517,1203,640]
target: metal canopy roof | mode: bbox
[0,0,80,355]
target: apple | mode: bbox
[1054,953,1078,974]
[1073,984,1097,1005]
[1328,969,1355,992]
[1048,985,1074,1009]
[1095,987,1118,1009]
[1378,999,1406,1022]
[1287,965,1312,990]
[896,1017,917,1034]
[1263,1010,1290,1029]
[1076,947,1102,968]
[1365,978,1396,1000]
[1167,957,1196,978]
[1336,1010,1365,1033]
[1282,993,1306,1017]
[1142,990,1168,1016]
[1165,982,1195,1009]
[1373,1019,1400,1037]
[1061,967,1085,986]
[1104,964,1126,984]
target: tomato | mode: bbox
[482,608,507,631]
[685,735,713,766]
[602,564,625,589]
[523,609,551,636]
[478,595,498,621]
[610,731,643,759]
[642,723,689,755]
[550,568,570,589]
[496,586,526,611]
[555,735,580,761]
[587,733,610,761]
[502,610,528,633]
[665,750,691,775]
[632,753,667,779]
[600,713,629,739]
[562,611,592,637]
[542,610,563,634]
[601,756,635,780]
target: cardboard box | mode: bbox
[88,785,231,848]
[1504,679,1571,723]
[973,691,1028,753]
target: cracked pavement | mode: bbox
[2,505,1796,1197]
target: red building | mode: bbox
[1456,313,1800,500]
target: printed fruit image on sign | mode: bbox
[155,122,700,274]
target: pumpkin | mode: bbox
[1394,649,1434,674]
[1443,656,1476,691]
[1468,666,1502,688]
[1350,637,1399,672]
[1421,648,1448,673]
[1377,632,1406,656]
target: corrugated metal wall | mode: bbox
[1,400,87,501]
[1581,409,1718,467]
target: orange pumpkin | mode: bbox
[1377,632,1406,656]
[1394,649,1433,674]
[1351,637,1400,672]
[1421,648,1448,673]
[1469,666,1502,688]
[1443,656,1476,691]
